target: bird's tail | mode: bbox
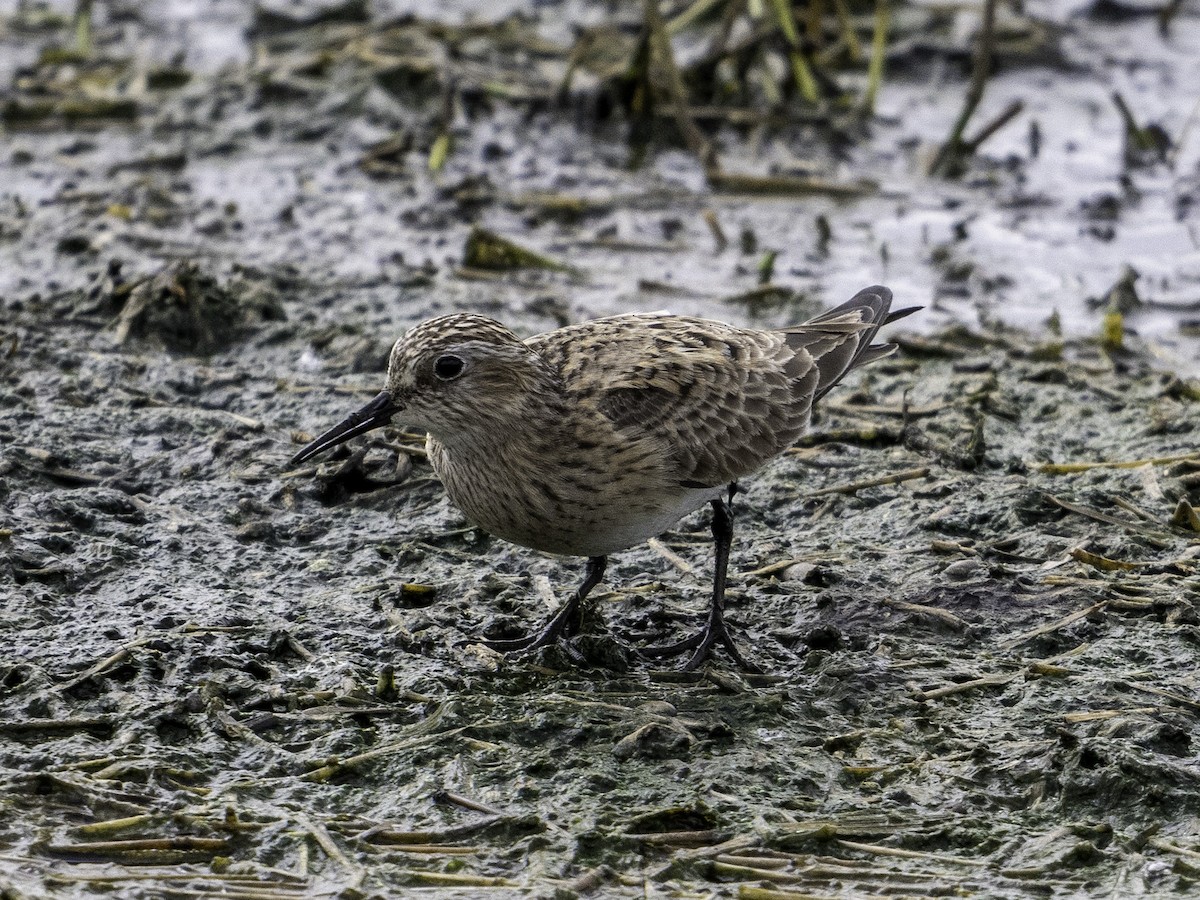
[787,285,920,402]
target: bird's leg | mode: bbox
[641,484,761,672]
[483,556,607,653]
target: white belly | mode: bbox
[428,436,725,558]
[547,484,725,557]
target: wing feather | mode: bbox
[527,286,905,488]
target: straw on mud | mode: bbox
[427,131,451,173]
[1121,682,1200,714]
[1148,837,1200,867]
[769,0,818,103]
[1036,450,1200,473]
[560,865,616,895]
[434,790,506,817]
[672,834,761,863]
[738,556,833,579]
[917,672,1016,701]
[920,643,1091,700]
[862,0,888,113]
[836,839,986,867]
[738,887,843,900]
[462,226,572,273]
[55,625,259,693]
[647,537,696,574]
[829,0,862,61]
[1047,494,1175,544]
[1111,496,1156,521]
[0,717,114,735]
[1167,93,1200,166]
[667,0,725,35]
[806,467,929,498]
[362,843,478,855]
[579,237,687,257]
[358,816,509,845]
[76,815,155,836]
[299,696,465,780]
[301,724,470,783]
[931,539,975,554]
[643,0,713,168]
[717,854,790,870]
[881,597,969,631]
[1063,707,1160,724]
[12,446,104,486]
[1069,548,1145,572]
[54,640,149,692]
[402,870,519,886]
[714,861,805,883]
[709,172,876,197]
[703,208,728,251]
[157,888,305,899]
[963,99,1025,154]
[1039,576,1158,599]
[782,858,985,883]
[999,601,1107,650]
[47,838,229,855]
[700,0,747,63]
[48,870,308,895]
[45,837,229,866]
[928,0,998,176]
[27,773,148,817]
[626,829,729,846]
[1111,91,1163,157]
[72,0,94,55]
[1170,498,1200,531]
[296,813,364,889]
[704,669,751,694]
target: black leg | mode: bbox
[484,556,607,653]
[641,484,761,672]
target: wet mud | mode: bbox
[3,1,1200,897]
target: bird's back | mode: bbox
[526,286,903,490]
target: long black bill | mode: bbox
[290,390,396,466]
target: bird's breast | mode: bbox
[425,432,719,557]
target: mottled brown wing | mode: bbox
[527,288,904,488]
[529,314,823,488]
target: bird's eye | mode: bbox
[433,354,465,381]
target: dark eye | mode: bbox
[433,354,465,380]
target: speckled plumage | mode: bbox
[292,285,914,669]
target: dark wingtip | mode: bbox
[884,305,922,325]
[846,285,892,319]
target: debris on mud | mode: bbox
[462,226,573,273]
[2,1,1200,898]
[98,260,287,353]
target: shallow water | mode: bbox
[1,0,1197,375]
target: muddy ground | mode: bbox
[3,1,1200,898]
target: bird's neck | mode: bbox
[427,387,565,458]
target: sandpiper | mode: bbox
[292,286,916,670]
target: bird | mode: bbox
[291,285,917,671]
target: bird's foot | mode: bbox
[640,607,761,673]
[480,556,607,660]
[480,597,582,655]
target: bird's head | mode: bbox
[290,314,548,465]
